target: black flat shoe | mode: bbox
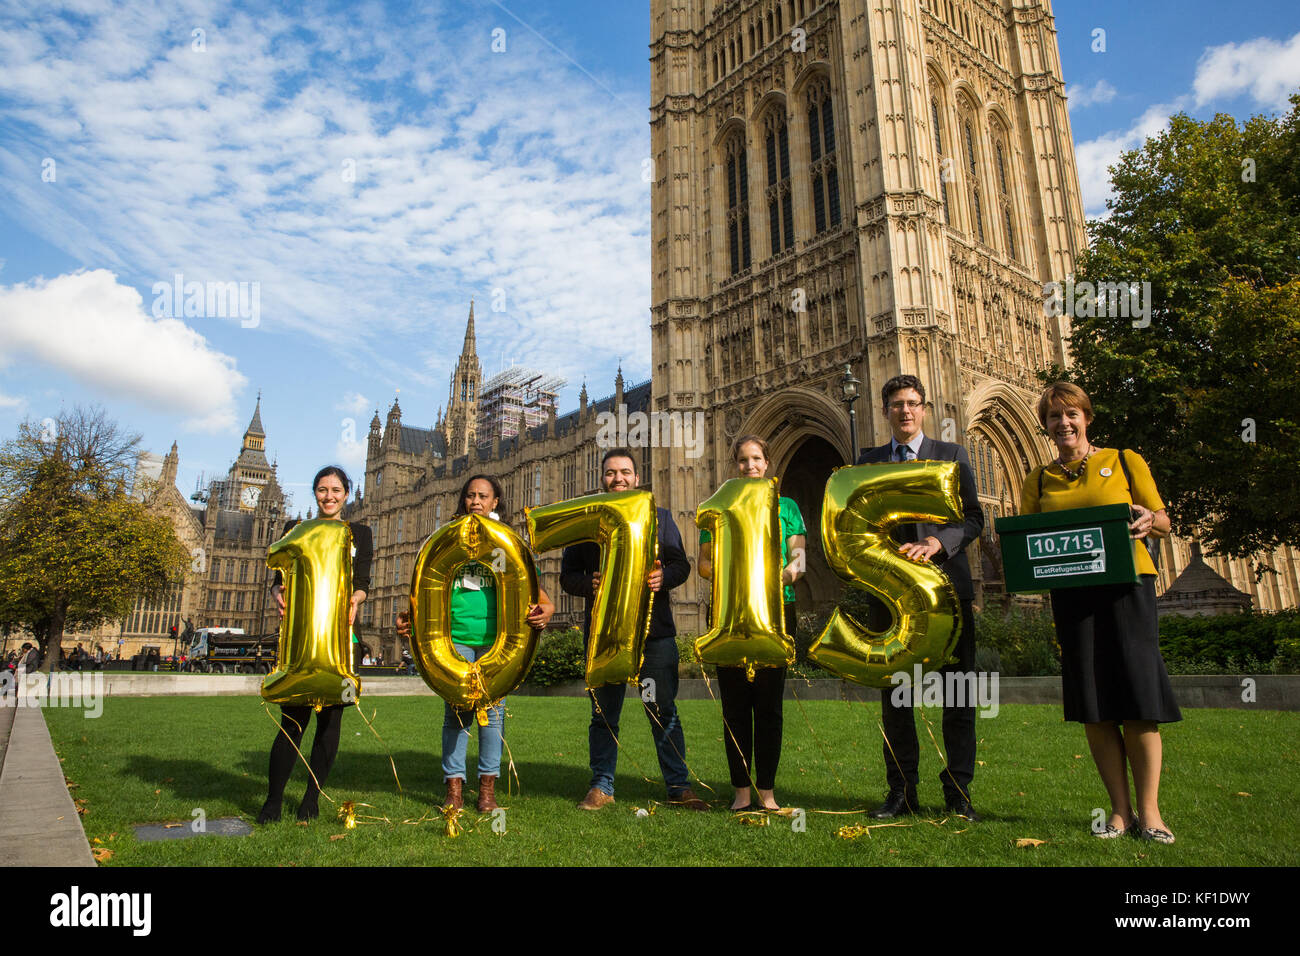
[945,798,981,822]
[868,789,918,819]
[731,803,754,813]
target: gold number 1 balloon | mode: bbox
[527,490,657,687]
[409,514,540,720]
[263,519,361,707]
[809,462,963,688]
[694,477,794,672]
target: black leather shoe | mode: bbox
[946,797,981,822]
[868,789,918,819]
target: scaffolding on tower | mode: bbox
[478,365,566,441]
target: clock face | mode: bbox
[241,485,261,508]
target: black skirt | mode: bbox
[1049,576,1182,724]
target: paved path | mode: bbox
[0,701,95,867]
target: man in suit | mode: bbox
[560,447,708,812]
[856,374,985,821]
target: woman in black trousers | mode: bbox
[257,466,372,823]
[698,435,806,811]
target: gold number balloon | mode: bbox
[527,490,657,687]
[694,477,794,672]
[263,519,361,708]
[809,462,963,688]
[409,514,541,719]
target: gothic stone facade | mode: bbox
[646,0,1300,630]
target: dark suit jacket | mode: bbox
[559,506,690,642]
[855,435,984,600]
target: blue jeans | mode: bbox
[441,643,504,780]
[588,637,689,797]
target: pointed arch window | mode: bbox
[993,134,1019,262]
[931,97,950,224]
[963,117,985,243]
[807,81,841,234]
[764,110,795,255]
[725,133,752,275]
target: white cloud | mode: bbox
[1194,31,1300,110]
[1074,103,1180,217]
[0,392,26,410]
[0,269,246,431]
[1066,78,1117,110]
[335,391,372,416]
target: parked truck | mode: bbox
[184,628,278,674]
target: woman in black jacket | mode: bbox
[257,466,372,823]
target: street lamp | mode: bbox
[839,364,862,462]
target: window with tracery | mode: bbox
[725,133,752,274]
[807,81,841,233]
[764,110,794,255]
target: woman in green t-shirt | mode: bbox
[697,435,806,812]
[440,474,553,813]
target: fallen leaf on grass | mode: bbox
[329,834,346,841]
[92,838,103,845]
[1030,767,1045,771]
[888,849,899,854]
[1235,792,1251,797]
[153,789,160,795]
[1073,755,1083,759]
[976,760,985,766]
[1015,838,1046,848]
[92,848,113,863]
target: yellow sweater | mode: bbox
[1019,448,1165,576]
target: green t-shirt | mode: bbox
[700,496,806,603]
[447,559,542,647]
[448,561,498,647]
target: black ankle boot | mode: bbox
[296,792,319,821]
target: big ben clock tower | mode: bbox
[232,393,272,511]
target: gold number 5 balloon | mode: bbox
[694,477,794,672]
[263,519,360,708]
[409,513,541,722]
[809,462,963,688]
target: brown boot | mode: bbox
[444,777,464,811]
[476,775,498,813]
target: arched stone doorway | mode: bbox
[774,435,845,611]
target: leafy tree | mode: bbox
[1048,95,1300,566]
[0,408,188,669]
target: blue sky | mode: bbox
[1,0,1297,513]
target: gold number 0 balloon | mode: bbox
[694,477,794,672]
[263,519,361,707]
[409,514,540,720]
[809,462,963,688]
[527,490,657,688]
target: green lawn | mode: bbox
[44,693,1299,866]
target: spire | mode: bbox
[462,300,476,355]
[160,441,179,487]
[246,391,265,437]
[369,409,382,432]
[615,364,624,406]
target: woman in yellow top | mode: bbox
[1020,383,1180,844]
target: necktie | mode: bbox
[896,444,917,541]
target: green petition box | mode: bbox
[995,503,1138,592]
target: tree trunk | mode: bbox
[43,600,68,673]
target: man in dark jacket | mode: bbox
[560,447,708,811]
[856,374,985,821]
